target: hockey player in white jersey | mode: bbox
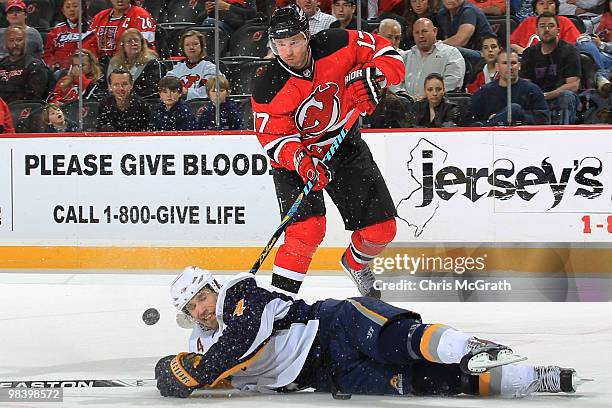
[155,266,590,398]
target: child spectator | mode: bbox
[107,28,165,99]
[0,96,15,134]
[166,30,218,100]
[466,34,500,93]
[43,0,94,72]
[42,103,79,132]
[50,49,108,104]
[198,76,244,130]
[151,76,197,131]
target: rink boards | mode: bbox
[0,126,611,273]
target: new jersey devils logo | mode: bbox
[295,82,341,137]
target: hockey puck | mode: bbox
[142,308,160,325]
[332,392,352,400]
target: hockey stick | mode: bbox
[0,379,157,388]
[248,109,361,275]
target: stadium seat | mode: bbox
[486,16,519,47]
[238,98,253,130]
[143,0,166,22]
[226,59,271,95]
[186,97,210,118]
[159,0,207,24]
[579,52,597,90]
[561,14,586,34]
[446,93,472,126]
[62,100,100,132]
[25,0,57,30]
[228,24,269,58]
[8,100,45,129]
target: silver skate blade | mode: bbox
[468,351,528,373]
[573,375,594,389]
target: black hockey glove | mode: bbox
[345,63,385,115]
[155,353,203,398]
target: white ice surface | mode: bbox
[0,272,610,408]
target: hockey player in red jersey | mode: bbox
[84,0,156,62]
[251,5,405,298]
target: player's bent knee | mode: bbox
[359,218,396,244]
[285,216,327,247]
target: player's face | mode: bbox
[496,52,520,82]
[536,17,559,43]
[6,8,27,26]
[274,33,310,70]
[410,0,429,16]
[424,78,444,107]
[333,2,355,23]
[379,24,402,49]
[481,38,500,63]
[535,0,556,15]
[6,29,26,59]
[62,0,81,22]
[122,33,143,58]
[183,35,203,61]
[185,288,219,330]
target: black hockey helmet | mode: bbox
[269,4,310,41]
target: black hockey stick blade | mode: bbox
[248,109,361,275]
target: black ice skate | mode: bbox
[460,337,527,374]
[532,366,593,393]
[340,253,381,298]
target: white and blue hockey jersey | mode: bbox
[187,273,319,392]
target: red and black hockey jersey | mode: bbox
[84,5,156,59]
[251,29,404,168]
[43,21,95,70]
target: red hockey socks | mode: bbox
[272,216,326,295]
[344,218,396,271]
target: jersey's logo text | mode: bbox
[295,82,341,137]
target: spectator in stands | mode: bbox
[514,0,536,21]
[574,1,612,89]
[0,0,44,59]
[437,0,494,54]
[467,0,506,15]
[43,0,94,73]
[205,0,260,33]
[107,28,165,99]
[466,34,500,93]
[406,73,461,127]
[402,0,439,48]
[198,75,244,130]
[50,49,108,104]
[394,18,465,97]
[97,69,151,131]
[378,18,404,52]
[166,30,218,100]
[42,103,79,132]
[296,0,336,35]
[596,0,612,40]
[558,0,606,15]
[85,0,156,67]
[330,0,369,31]
[510,0,580,54]
[520,12,581,124]
[0,95,15,133]
[470,49,550,125]
[0,27,50,103]
[151,76,197,131]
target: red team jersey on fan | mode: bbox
[43,21,95,70]
[251,29,404,167]
[84,5,156,58]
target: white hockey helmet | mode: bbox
[170,266,221,312]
